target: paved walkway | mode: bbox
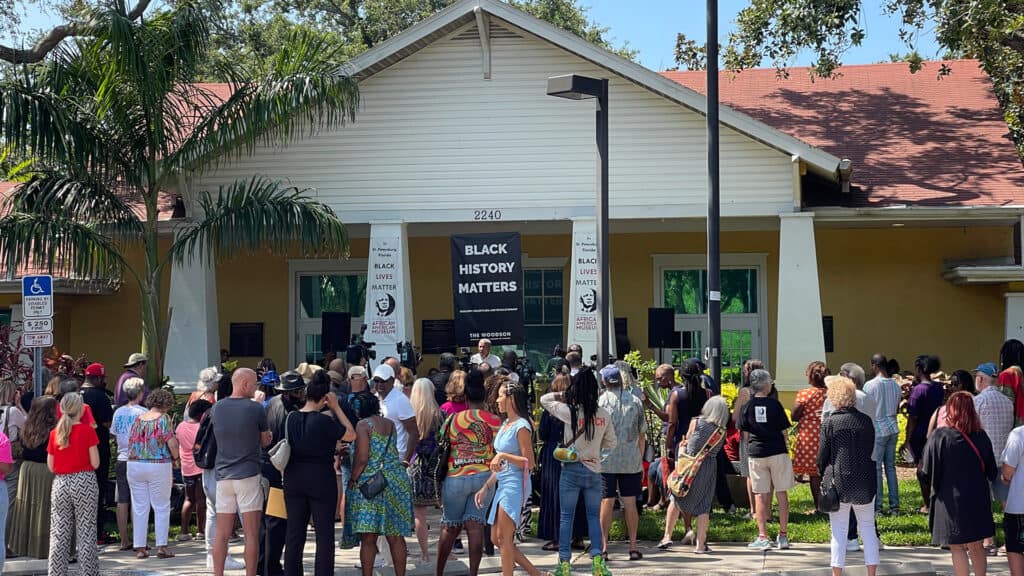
[4,534,1012,576]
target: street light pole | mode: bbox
[596,78,610,368]
[706,0,722,383]
[547,74,611,368]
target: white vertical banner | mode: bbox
[568,219,615,363]
[364,223,413,362]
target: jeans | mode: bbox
[127,461,172,548]
[829,500,879,568]
[203,469,217,552]
[558,463,603,562]
[874,433,899,512]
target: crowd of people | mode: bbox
[7,338,1024,576]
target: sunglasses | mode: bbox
[372,378,385,384]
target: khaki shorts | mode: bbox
[749,453,796,494]
[215,475,264,514]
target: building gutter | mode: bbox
[811,205,1024,223]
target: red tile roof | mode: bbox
[662,60,1024,207]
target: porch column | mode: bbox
[775,212,825,391]
[1006,293,1024,342]
[568,218,615,362]
[363,223,413,366]
[164,258,220,392]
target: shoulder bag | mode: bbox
[817,422,841,513]
[431,414,454,486]
[193,411,218,470]
[958,428,988,474]
[553,424,587,463]
[667,422,725,498]
[359,421,393,499]
[2,406,23,460]
[269,412,295,473]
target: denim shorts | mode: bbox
[441,473,491,527]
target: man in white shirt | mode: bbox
[470,338,501,369]
[863,353,902,515]
[372,364,419,465]
[1000,424,1024,568]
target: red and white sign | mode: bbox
[22,332,53,348]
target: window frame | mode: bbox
[288,258,369,367]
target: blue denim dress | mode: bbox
[487,417,532,526]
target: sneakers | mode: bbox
[205,555,245,570]
[554,561,573,576]
[846,539,860,552]
[748,537,773,550]
[592,554,612,576]
[354,556,386,569]
[176,533,192,542]
[453,538,465,554]
[776,534,791,550]
[682,530,696,545]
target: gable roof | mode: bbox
[662,61,1024,208]
[340,0,844,182]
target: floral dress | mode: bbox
[793,386,827,475]
[342,419,412,547]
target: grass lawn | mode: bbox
[599,477,1005,546]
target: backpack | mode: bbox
[193,411,218,470]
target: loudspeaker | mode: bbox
[648,307,679,349]
[321,312,352,356]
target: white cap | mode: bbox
[372,364,395,381]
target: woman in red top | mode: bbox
[46,392,99,576]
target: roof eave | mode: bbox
[340,0,842,182]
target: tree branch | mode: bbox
[0,0,154,64]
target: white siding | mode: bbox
[196,23,796,223]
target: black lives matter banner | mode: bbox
[450,232,524,346]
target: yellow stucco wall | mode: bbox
[817,225,1011,377]
[6,224,1012,393]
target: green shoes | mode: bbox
[553,561,572,576]
[592,554,612,576]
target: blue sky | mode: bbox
[7,0,941,72]
[586,0,942,71]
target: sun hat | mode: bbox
[123,353,148,368]
[277,370,307,392]
[296,362,323,383]
[372,364,395,382]
[84,363,105,377]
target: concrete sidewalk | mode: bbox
[3,535,1011,576]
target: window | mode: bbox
[0,309,10,326]
[523,269,564,370]
[297,273,367,364]
[663,269,758,315]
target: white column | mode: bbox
[568,219,615,362]
[1006,293,1024,342]
[363,223,413,366]
[775,212,825,391]
[165,259,220,392]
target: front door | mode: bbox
[295,272,367,365]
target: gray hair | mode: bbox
[701,396,730,428]
[615,360,638,389]
[749,369,774,393]
[840,362,866,389]
[122,377,145,401]
[58,379,80,396]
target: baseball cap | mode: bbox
[974,362,999,377]
[372,364,395,382]
[123,353,148,367]
[348,365,368,379]
[84,363,105,377]
[599,364,620,384]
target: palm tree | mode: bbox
[0,0,359,384]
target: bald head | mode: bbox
[231,368,258,399]
[328,358,345,374]
[385,357,401,373]
[655,363,675,389]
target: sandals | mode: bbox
[542,541,559,551]
[135,549,148,559]
[156,547,174,559]
[629,549,643,560]
[985,544,999,557]
[657,539,673,550]
[694,546,712,555]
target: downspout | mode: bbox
[838,158,852,194]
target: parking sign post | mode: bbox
[22,275,54,397]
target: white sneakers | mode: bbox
[206,554,246,570]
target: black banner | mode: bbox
[451,232,524,346]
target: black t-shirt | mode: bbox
[738,395,791,458]
[430,370,451,407]
[81,386,114,451]
[286,411,345,466]
[22,438,47,463]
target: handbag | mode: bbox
[359,423,394,500]
[958,428,988,474]
[268,412,295,473]
[2,406,23,460]
[553,425,587,463]
[193,411,218,470]
[667,423,724,498]
[818,473,841,513]
[431,415,454,486]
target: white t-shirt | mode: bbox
[1003,426,1024,514]
[382,387,415,458]
[0,405,26,443]
[470,353,501,369]
[112,404,147,461]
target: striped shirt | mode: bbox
[864,376,901,437]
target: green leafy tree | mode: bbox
[0,0,359,384]
[674,1,1024,159]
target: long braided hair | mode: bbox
[565,367,599,441]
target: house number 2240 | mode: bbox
[473,210,503,221]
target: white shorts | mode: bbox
[749,453,796,494]
[215,475,264,514]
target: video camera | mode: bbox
[458,347,472,372]
[396,341,421,371]
[347,324,377,363]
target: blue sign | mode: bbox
[22,275,52,298]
